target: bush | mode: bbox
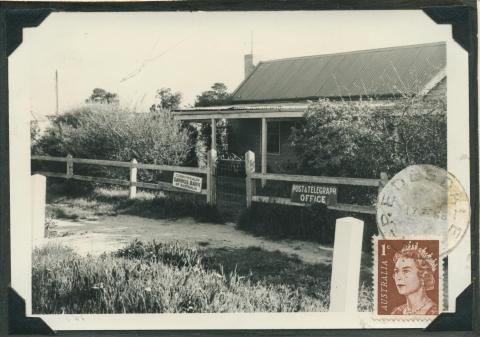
[238,202,378,251]
[290,95,447,179]
[33,104,196,182]
[238,203,337,244]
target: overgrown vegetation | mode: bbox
[45,184,223,225]
[238,202,377,252]
[238,203,336,244]
[290,95,447,179]
[32,241,373,314]
[32,104,196,175]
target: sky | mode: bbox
[11,10,452,117]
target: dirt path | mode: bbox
[46,215,333,265]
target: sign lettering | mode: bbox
[172,172,202,193]
[291,183,337,206]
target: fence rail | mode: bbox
[245,151,388,215]
[31,152,216,201]
[250,172,380,187]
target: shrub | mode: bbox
[287,95,446,208]
[30,120,40,151]
[238,203,337,244]
[238,202,378,251]
[33,104,196,183]
[290,95,447,179]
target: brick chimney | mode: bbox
[244,54,254,79]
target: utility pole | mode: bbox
[55,70,59,114]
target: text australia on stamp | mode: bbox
[374,238,442,319]
[372,164,470,320]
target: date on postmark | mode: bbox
[374,237,442,319]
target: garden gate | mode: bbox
[216,153,246,220]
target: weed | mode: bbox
[32,240,373,314]
[46,185,223,224]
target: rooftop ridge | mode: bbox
[258,41,446,65]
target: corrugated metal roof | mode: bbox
[232,42,446,103]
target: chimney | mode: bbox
[244,54,254,79]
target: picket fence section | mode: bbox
[244,150,388,214]
[31,150,218,204]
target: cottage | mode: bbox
[173,42,446,175]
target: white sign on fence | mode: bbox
[172,172,203,193]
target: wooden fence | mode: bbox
[244,151,388,214]
[31,149,218,204]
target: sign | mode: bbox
[291,183,337,206]
[172,172,202,193]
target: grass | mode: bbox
[46,183,223,224]
[32,240,373,314]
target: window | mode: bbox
[267,121,281,154]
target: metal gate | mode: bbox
[216,154,246,220]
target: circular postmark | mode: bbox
[376,165,470,255]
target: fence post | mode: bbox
[245,151,255,208]
[261,118,267,188]
[207,149,217,205]
[66,154,73,178]
[31,174,46,246]
[379,172,388,194]
[129,159,138,199]
[329,217,364,312]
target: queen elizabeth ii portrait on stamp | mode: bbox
[374,238,441,318]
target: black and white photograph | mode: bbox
[7,9,472,330]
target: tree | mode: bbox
[85,88,119,104]
[150,88,182,112]
[195,82,232,107]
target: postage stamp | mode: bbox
[373,237,442,320]
[376,165,470,255]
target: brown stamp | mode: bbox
[374,237,442,319]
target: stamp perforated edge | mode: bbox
[371,235,444,321]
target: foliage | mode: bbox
[238,203,337,244]
[195,82,232,107]
[198,119,231,157]
[85,88,119,104]
[30,120,40,150]
[290,95,447,179]
[115,240,203,268]
[150,87,182,111]
[34,104,194,167]
[238,197,377,251]
[45,185,224,224]
[32,242,333,314]
[44,216,57,237]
